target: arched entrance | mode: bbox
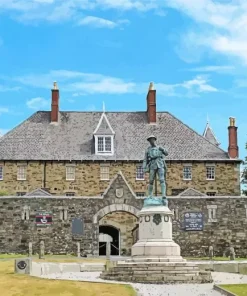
[99,225,120,256]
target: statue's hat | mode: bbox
[147,135,157,141]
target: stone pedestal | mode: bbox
[131,205,183,260]
[100,204,212,284]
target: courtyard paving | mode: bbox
[40,271,247,296]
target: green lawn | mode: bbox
[0,260,136,296]
[220,284,247,296]
[185,257,247,261]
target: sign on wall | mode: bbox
[72,218,84,235]
[184,212,204,231]
[35,212,52,226]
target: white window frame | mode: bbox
[0,165,3,180]
[183,165,192,180]
[206,166,215,180]
[17,165,27,181]
[66,165,76,181]
[136,164,145,180]
[100,164,110,180]
[207,205,217,222]
[95,135,114,155]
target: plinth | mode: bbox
[100,203,212,284]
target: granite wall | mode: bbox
[0,172,246,257]
[0,160,241,196]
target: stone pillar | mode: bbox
[106,242,111,271]
[132,205,183,260]
[77,242,80,258]
[39,241,45,259]
[28,242,32,257]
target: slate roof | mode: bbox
[203,122,220,146]
[178,188,206,197]
[0,111,238,161]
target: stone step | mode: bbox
[112,266,199,271]
[118,262,197,267]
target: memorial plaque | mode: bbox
[35,212,52,226]
[15,258,32,274]
[184,212,204,231]
[72,218,84,235]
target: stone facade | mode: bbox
[0,160,241,196]
[0,172,246,257]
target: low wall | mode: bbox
[31,262,106,277]
[195,261,247,274]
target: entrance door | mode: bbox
[99,225,120,256]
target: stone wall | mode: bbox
[0,160,241,196]
[0,192,246,257]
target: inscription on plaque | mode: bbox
[184,212,204,231]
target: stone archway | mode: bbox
[92,204,140,256]
[93,204,139,223]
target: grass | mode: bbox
[0,260,136,296]
[0,254,106,263]
[185,257,247,261]
[220,284,247,296]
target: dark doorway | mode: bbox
[99,225,120,256]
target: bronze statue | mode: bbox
[143,135,168,207]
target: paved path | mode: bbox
[40,271,247,296]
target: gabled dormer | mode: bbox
[203,120,220,146]
[93,111,115,155]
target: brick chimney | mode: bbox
[51,81,59,123]
[228,117,239,158]
[147,82,156,124]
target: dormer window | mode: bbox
[96,136,113,154]
[93,111,115,156]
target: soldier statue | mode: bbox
[143,135,168,207]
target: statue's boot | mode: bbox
[148,184,153,197]
[161,183,168,206]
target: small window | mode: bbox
[183,166,192,180]
[206,192,216,196]
[100,164,109,180]
[136,165,144,180]
[17,192,26,196]
[97,136,113,154]
[206,167,215,180]
[66,166,75,181]
[66,192,75,196]
[17,165,27,180]
[0,165,3,180]
[136,192,145,197]
[60,209,68,220]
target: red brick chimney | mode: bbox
[147,82,156,124]
[51,81,59,123]
[228,117,239,158]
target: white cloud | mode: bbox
[163,0,247,65]
[0,107,9,114]
[78,16,124,28]
[186,65,235,73]
[0,0,162,23]
[26,97,49,110]
[0,85,21,92]
[11,69,218,97]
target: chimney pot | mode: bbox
[147,82,156,124]
[228,117,238,158]
[51,81,59,123]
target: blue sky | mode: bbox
[0,0,246,165]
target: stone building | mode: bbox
[0,82,245,257]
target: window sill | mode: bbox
[66,179,75,181]
[183,178,192,181]
[17,179,27,181]
[136,178,145,181]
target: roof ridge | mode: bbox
[165,111,229,157]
